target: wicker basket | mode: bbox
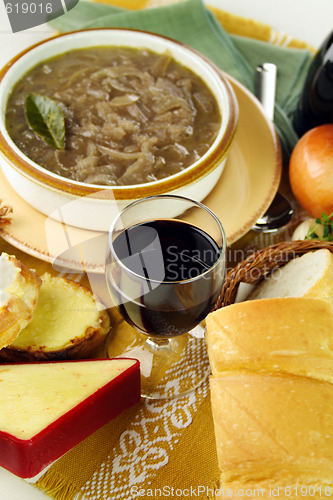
[215,240,333,309]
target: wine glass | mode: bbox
[105,195,226,399]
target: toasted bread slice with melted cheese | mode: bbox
[0,252,41,349]
[1,273,110,361]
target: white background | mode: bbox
[0,0,332,498]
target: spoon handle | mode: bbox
[256,63,277,121]
[252,63,294,232]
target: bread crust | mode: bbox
[215,477,330,499]
[211,372,333,484]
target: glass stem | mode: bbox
[145,337,171,350]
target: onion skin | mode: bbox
[289,124,333,217]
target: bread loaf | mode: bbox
[0,252,41,349]
[207,278,333,496]
[206,297,333,382]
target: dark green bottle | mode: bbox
[293,30,333,137]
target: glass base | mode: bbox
[104,322,210,400]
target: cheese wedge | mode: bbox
[0,358,140,478]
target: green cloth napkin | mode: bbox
[49,0,314,159]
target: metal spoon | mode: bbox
[252,63,294,232]
[252,191,294,231]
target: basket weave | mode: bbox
[215,240,333,309]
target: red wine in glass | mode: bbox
[109,219,222,338]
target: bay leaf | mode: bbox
[25,93,66,150]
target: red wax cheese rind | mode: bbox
[0,358,140,478]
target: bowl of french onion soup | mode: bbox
[0,28,238,231]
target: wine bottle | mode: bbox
[293,31,333,137]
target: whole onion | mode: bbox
[289,124,333,217]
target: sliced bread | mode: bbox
[248,248,333,303]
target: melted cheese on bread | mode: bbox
[10,273,106,351]
[0,253,41,349]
